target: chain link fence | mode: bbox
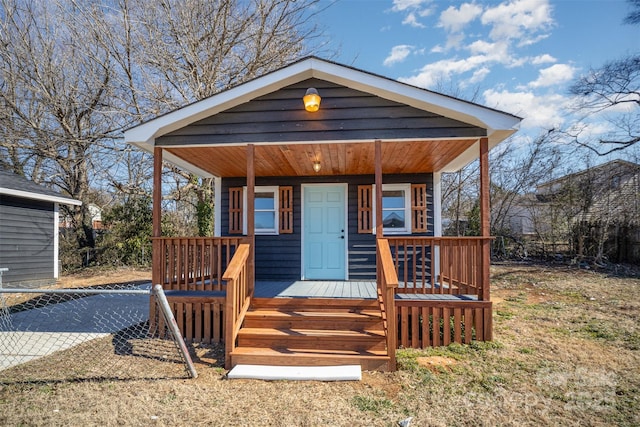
[0,283,197,384]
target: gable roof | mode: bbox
[125,56,522,175]
[537,159,640,193]
[0,169,81,206]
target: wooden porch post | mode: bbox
[479,137,492,339]
[152,146,162,287]
[374,140,383,240]
[375,139,397,368]
[374,139,383,299]
[246,144,255,295]
[479,137,490,300]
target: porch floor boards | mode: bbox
[254,280,479,301]
[254,280,378,299]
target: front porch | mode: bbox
[151,235,492,371]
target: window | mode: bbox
[243,186,279,235]
[358,183,428,235]
[374,184,411,234]
[382,187,409,231]
[381,184,411,233]
[229,186,293,235]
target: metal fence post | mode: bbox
[0,268,7,289]
[152,284,198,379]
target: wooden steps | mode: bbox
[230,297,391,372]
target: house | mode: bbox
[536,160,640,262]
[124,57,521,370]
[536,159,640,222]
[497,160,640,262]
[0,169,81,288]
[59,203,103,244]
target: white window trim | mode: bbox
[372,183,411,235]
[242,185,279,235]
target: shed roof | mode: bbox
[0,169,81,206]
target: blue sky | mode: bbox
[315,0,639,143]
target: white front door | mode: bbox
[302,184,347,280]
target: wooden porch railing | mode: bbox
[395,299,493,347]
[152,237,247,291]
[385,237,493,299]
[376,239,398,371]
[223,244,251,369]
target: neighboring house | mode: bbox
[502,193,537,236]
[0,169,81,288]
[88,204,104,230]
[537,159,640,262]
[60,203,103,233]
[536,159,640,224]
[504,160,640,262]
[125,57,521,371]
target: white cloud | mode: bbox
[483,88,569,129]
[531,54,556,65]
[468,40,509,59]
[403,12,426,28]
[481,0,554,44]
[392,0,431,12]
[395,0,562,111]
[469,67,491,84]
[435,3,483,50]
[568,121,613,140]
[415,0,555,78]
[391,0,434,28]
[384,45,414,66]
[399,56,495,88]
[438,3,483,33]
[443,33,466,50]
[528,63,576,88]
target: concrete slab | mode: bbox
[1,284,151,372]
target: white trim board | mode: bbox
[0,188,81,206]
[227,364,362,381]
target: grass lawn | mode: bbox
[1,263,638,426]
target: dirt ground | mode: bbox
[1,263,638,426]
[55,267,152,288]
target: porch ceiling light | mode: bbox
[303,88,321,112]
[313,160,321,173]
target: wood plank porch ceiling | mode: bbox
[165,139,476,178]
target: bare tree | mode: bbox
[441,164,478,236]
[567,54,640,155]
[489,131,562,236]
[624,0,640,25]
[563,1,639,156]
[1,0,327,267]
[0,0,121,261]
[118,0,326,236]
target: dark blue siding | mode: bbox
[221,174,433,281]
[0,196,55,286]
[158,79,486,147]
